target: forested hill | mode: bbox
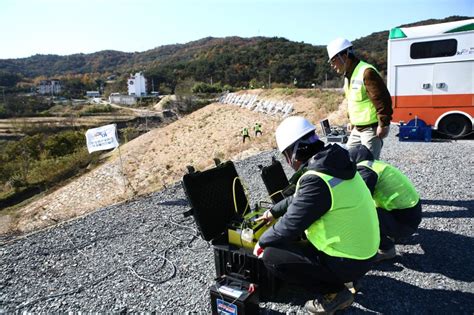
[0,16,471,89]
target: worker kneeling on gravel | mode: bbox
[348,144,422,262]
[253,116,380,314]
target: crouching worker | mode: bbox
[348,144,422,262]
[253,116,380,314]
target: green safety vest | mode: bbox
[358,160,420,211]
[344,61,379,126]
[296,170,380,260]
[254,124,261,132]
[242,128,249,136]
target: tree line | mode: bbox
[0,16,469,96]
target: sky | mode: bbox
[0,0,472,59]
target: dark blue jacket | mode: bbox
[259,144,357,248]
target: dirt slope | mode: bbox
[1,89,346,236]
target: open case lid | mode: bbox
[182,161,248,241]
[260,158,289,204]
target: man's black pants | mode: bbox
[262,240,375,294]
[377,200,422,250]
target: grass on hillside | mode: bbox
[1,89,347,236]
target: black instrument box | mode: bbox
[259,158,290,204]
[182,160,278,299]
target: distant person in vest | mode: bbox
[241,127,250,143]
[254,122,262,137]
[327,38,393,159]
[348,144,422,262]
[254,116,380,314]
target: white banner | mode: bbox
[85,124,119,153]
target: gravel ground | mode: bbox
[1,129,473,314]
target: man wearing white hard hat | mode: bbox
[327,38,392,159]
[254,116,379,314]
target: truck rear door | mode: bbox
[432,60,473,108]
[394,63,434,108]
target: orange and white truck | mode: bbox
[387,19,474,137]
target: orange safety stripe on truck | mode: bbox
[392,94,474,108]
[392,104,474,128]
[392,107,474,127]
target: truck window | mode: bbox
[410,39,457,59]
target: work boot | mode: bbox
[304,287,354,314]
[375,246,396,262]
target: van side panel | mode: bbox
[388,27,474,129]
[394,64,433,108]
[432,61,473,106]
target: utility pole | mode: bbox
[268,73,271,89]
[325,73,328,88]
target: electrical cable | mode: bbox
[15,267,122,310]
[267,189,284,201]
[7,207,201,311]
[166,212,210,251]
[12,246,178,310]
[232,177,249,216]
[4,170,271,311]
[168,212,199,234]
[168,228,209,251]
[126,249,177,284]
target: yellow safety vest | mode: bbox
[344,61,379,126]
[358,160,420,210]
[296,170,379,260]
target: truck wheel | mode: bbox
[438,115,471,138]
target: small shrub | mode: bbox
[282,88,295,96]
[121,127,140,143]
[192,82,224,94]
[80,104,114,116]
[44,131,85,157]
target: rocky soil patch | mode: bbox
[1,129,473,313]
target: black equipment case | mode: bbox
[182,160,278,300]
[259,157,290,204]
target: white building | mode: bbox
[127,72,147,96]
[37,80,62,95]
[109,94,137,106]
[86,91,100,98]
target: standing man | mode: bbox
[254,116,379,314]
[254,122,262,137]
[241,127,250,143]
[327,38,392,159]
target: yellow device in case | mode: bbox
[228,208,275,250]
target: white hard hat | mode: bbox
[275,116,317,152]
[327,38,353,61]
